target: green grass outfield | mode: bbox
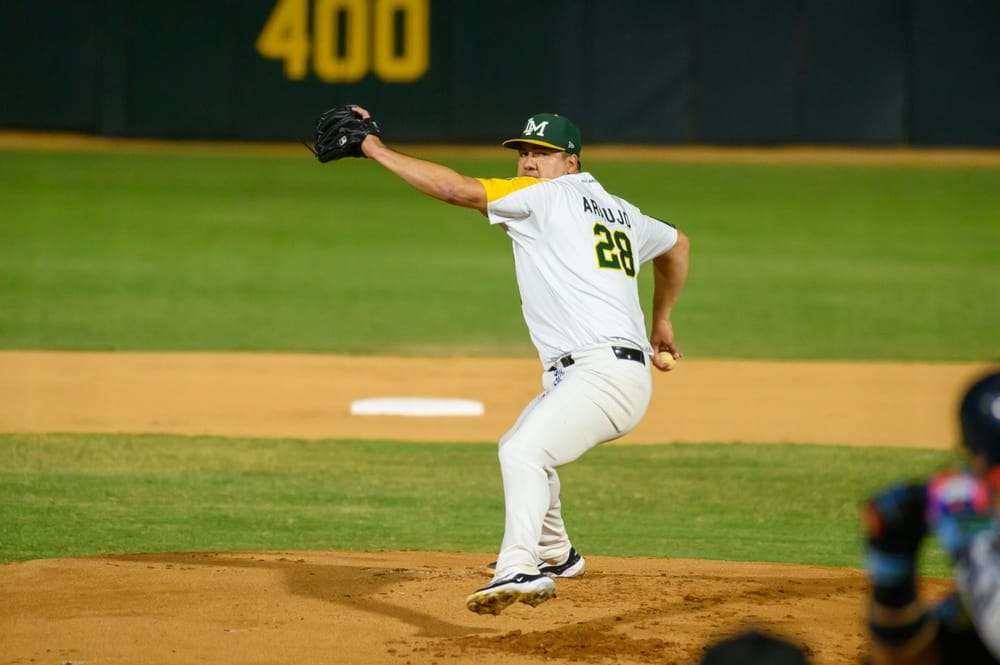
[1,146,997,359]
[1,143,997,571]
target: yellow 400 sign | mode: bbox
[256,0,429,83]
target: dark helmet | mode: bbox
[960,370,1000,465]
[699,630,810,665]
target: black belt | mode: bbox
[548,346,646,371]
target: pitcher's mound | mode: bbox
[0,550,952,665]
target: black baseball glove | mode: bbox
[308,105,381,162]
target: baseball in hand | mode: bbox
[658,351,677,370]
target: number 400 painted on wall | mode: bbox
[256,0,430,83]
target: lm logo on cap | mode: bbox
[523,118,549,137]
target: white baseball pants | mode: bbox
[492,342,653,577]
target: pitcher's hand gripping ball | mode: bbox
[308,105,381,162]
[657,351,677,371]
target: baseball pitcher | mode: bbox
[309,105,690,615]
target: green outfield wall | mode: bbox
[1,0,997,146]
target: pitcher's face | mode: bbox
[516,147,578,179]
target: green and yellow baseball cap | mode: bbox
[502,113,582,156]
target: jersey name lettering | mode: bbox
[582,197,630,228]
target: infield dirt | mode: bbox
[1,353,994,664]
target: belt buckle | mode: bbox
[548,354,574,372]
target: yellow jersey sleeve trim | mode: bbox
[476,176,545,203]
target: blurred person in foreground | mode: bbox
[697,628,811,664]
[864,370,1000,664]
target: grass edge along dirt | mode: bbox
[0,433,961,577]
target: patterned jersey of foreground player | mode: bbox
[313,106,690,615]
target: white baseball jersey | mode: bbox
[954,526,1000,658]
[477,172,679,366]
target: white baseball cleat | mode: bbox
[465,572,556,615]
[486,547,586,579]
[538,547,585,578]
